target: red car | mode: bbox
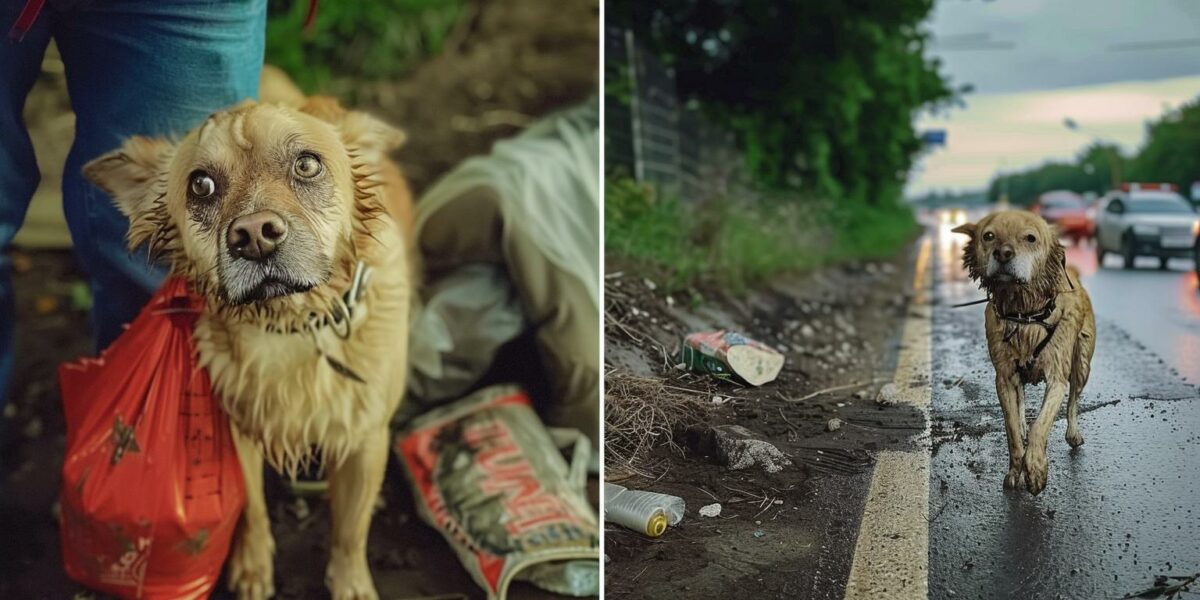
[1031,190,1093,244]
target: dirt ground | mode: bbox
[0,0,598,598]
[365,0,599,195]
[603,245,923,599]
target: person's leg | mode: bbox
[53,0,266,349]
[0,7,52,413]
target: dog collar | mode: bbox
[995,296,1056,326]
[261,260,373,383]
[311,260,373,340]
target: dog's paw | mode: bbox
[1004,467,1023,489]
[1023,451,1049,495]
[326,552,379,600]
[1065,427,1084,449]
[228,532,276,600]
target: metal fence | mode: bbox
[605,27,742,204]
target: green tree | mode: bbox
[609,0,960,204]
[1129,98,1200,194]
[986,161,1095,206]
[1075,142,1125,194]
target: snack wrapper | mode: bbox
[679,330,784,386]
[396,385,599,599]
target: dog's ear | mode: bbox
[1046,235,1068,292]
[83,136,173,250]
[951,221,983,282]
[951,222,977,237]
[340,110,406,155]
[301,96,406,158]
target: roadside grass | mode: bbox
[605,176,917,292]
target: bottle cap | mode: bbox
[646,512,668,537]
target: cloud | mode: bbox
[928,0,1200,94]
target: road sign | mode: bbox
[922,129,947,147]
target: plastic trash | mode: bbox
[699,503,722,518]
[679,330,784,386]
[395,385,598,600]
[58,278,244,599]
[603,483,685,537]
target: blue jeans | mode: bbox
[0,0,266,414]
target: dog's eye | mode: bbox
[294,154,322,179]
[1025,234,1037,243]
[189,172,216,198]
[982,231,995,242]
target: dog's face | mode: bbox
[952,210,1065,290]
[84,99,403,306]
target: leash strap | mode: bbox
[8,0,44,42]
[303,0,319,33]
[951,297,989,308]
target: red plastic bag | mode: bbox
[58,277,245,599]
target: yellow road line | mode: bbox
[843,236,933,600]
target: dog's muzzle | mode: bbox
[986,249,1033,284]
[217,214,330,304]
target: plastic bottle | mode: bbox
[603,483,685,537]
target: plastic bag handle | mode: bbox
[546,427,589,492]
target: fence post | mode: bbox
[624,29,645,183]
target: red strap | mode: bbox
[303,0,318,33]
[8,0,45,42]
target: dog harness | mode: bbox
[998,297,1058,379]
[954,293,1059,382]
[955,289,1064,383]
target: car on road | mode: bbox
[1094,183,1200,270]
[1031,190,1092,244]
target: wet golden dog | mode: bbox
[85,97,414,599]
[953,211,1095,495]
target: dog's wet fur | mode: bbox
[85,95,415,600]
[953,210,1096,495]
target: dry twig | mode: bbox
[605,372,710,469]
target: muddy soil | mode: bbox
[603,247,924,599]
[365,0,599,194]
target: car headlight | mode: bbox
[1193,219,1199,236]
[1132,224,1161,236]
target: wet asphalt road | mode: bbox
[927,227,1200,599]
[1086,250,1200,385]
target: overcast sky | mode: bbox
[908,0,1200,195]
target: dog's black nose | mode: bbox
[228,210,288,261]
[993,245,1015,264]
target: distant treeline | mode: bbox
[908,189,989,209]
[987,97,1200,206]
